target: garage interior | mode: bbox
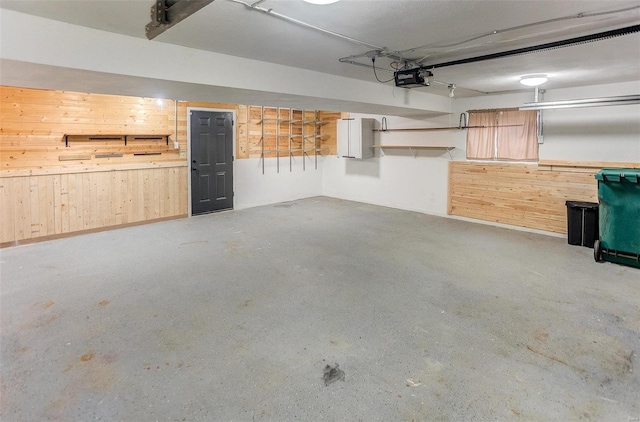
[1,0,639,420]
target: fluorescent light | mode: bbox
[520,74,548,87]
[303,0,340,4]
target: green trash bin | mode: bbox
[594,168,640,268]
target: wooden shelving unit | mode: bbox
[259,107,329,174]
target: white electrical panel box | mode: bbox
[337,118,375,159]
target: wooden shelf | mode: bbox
[373,145,454,158]
[538,160,640,170]
[373,125,521,132]
[64,134,170,147]
[374,127,469,132]
[373,145,454,149]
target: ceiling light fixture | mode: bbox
[302,0,340,4]
[520,74,548,87]
[448,84,456,98]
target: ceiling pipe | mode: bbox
[227,0,383,50]
[520,95,640,110]
[399,5,640,57]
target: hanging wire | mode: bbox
[372,58,395,83]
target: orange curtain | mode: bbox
[496,110,538,161]
[466,112,496,159]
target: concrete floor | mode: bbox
[1,196,638,421]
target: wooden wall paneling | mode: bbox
[448,162,599,234]
[142,169,150,220]
[0,177,15,243]
[168,167,176,216]
[152,169,158,219]
[237,105,248,159]
[29,176,40,238]
[139,169,148,221]
[71,173,84,232]
[119,170,130,225]
[107,171,117,226]
[82,172,93,230]
[248,106,263,158]
[66,173,76,232]
[52,174,62,234]
[318,111,340,156]
[112,171,122,226]
[167,167,175,217]
[130,169,140,223]
[59,174,70,233]
[175,167,182,216]
[90,172,101,229]
[447,162,453,214]
[153,168,162,219]
[1,86,186,171]
[43,175,56,236]
[161,167,169,218]
[178,167,188,215]
[146,168,154,220]
[14,177,31,240]
[98,172,108,228]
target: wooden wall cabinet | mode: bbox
[337,118,375,159]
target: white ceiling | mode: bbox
[1,0,639,98]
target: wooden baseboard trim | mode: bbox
[0,214,188,248]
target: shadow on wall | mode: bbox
[345,157,381,178]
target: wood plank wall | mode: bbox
[0,86,192,245]
[448,162,599,233]
[177,104,338,159]
[236,107,340,159]
[1,86,185,169]
[1,86,340,245]
[1,165,188,243]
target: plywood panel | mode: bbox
[0,86,189,243]
[448,161,598,234]
[59,174,69,233]
[1,166,188,244]
[13,177,31,240]
[0,177,15,243]
[0,86,185,171]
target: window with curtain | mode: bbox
[466,109,539,161]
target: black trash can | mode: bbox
[566,201,599,248]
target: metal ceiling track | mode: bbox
[146,0,215,40]
[520,95,640,110]
[422,25,640,70]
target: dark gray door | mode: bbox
[190,110,234,215]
